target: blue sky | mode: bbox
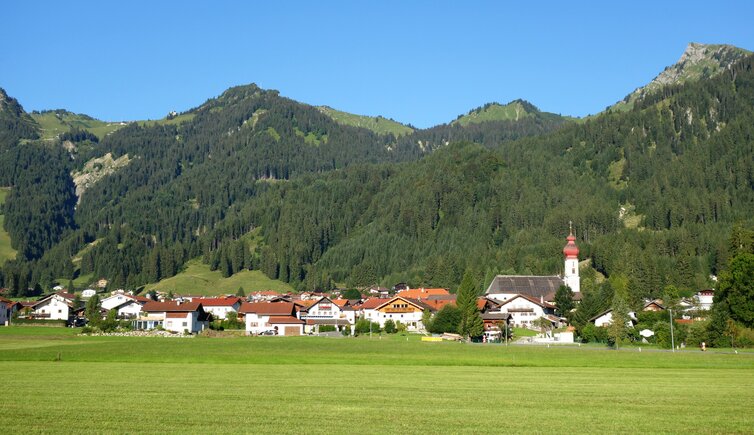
[3,1,753,128]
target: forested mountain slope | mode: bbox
[0,48,752,303]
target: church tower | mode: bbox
[562,222,580,293]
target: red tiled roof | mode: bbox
[132,295,152,303]
[397,288,450,299]
[142,301,204,313]
[239,302,295,315]
[331,299,350,308]
[424,298,456,311]
[355,298,384,310]
[165,312,189,319]
[0,296,12,304]
[267,316,305,324]
[195,297,241,307]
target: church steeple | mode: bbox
[563,221,580,293]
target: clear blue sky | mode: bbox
[3,0,753,128]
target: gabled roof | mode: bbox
[498,294,556,310]
[142,301,204,313]
[331,299,351,308]
[302,296,353,311]
[194,297,242,307]
[486,275,564,299]
[374,296,435,312]
[397,288,450,299]
[355,298,385,310]
[32,292,76,308]
[239,302,295,316]
[423,298,456,311]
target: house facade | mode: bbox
[300,297,356,333]
[137,301,209,333]
[496,294,557,329]
[239,302,303,336]
[194,297,242,320]
[0,296,9,325]
[31,292,76,321]
[373,296,432,331]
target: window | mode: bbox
[182,322,187,327]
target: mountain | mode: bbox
[317,106,414,137]
[0,45,753,303]
[452,99,567,126]
[0,88,38,146]
[609,42,752,112]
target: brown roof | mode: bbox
[142,301,204,313]
[374,296,435,312]
[397,288,450,299]
[423,299,456,311]
[355,298,384,310]
[239,302,295,316]
[486,275,564,299]
[0,296,12,304]
[195,297,242,307]
[165,312,189,318]
[331,299,351,308]
[267,316,305,324]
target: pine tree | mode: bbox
[236,286,246,297]
[608,292,631,349]
[456,270,483,339]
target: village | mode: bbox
[0,233,716,345]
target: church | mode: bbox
[485,227,581,304]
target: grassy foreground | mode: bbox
[1,327,753,433]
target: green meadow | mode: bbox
[1,327,753,433]
[144,258,293,295]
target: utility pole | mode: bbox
[669,308,675,352]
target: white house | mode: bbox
[137,301,210,333]
[193,296,242,320]
[101,292,151,310]
[694,289,715,311]
[238,302,303,336]
[111,299,144,319]
[590,309,638,328]
[0,296,9,325]
[355,298,384,324]
[372,296,433,331]
[31,292,77,321]
[495,294,558,329]
[300,296,356,334]
[81,289,97,298]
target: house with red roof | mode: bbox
[137,301,210,333]
[193,296,242,320]
[238,302,304,336]
[396,288,450,300]
[30,292,77,321]
[299,296,356,334]
[354,298,384,324]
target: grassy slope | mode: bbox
[0,187,17,262]
[454,101,533,126]
[31,111,126,140]
[144,258,293,295]
[318,106,414,136]
[0,328,753,433]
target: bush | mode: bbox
[341,327,351,336]
[80,325,94,334]
[384,319,396,334]
[355,318,380,335]
[429,305,461,334]
[579,324,609,343]
[318,325,337,332]
[686,320,709,347]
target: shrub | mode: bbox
[384,319,396,334]
[319,325,337,332]
[355,318,381,335]
[80,326,94,334]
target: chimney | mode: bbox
[540,295,544,305]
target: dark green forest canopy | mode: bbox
[0,54,753,299]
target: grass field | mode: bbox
[318,106,414,137]
[0,187,17,262]
[144,258,293,295]
[1,327,753,433]
[31,111,126,140]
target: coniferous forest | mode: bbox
[1,52,753,329]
